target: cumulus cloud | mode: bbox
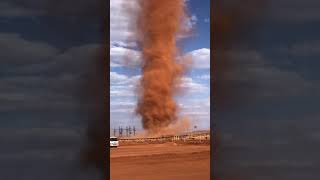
[110,71,140,97]
[180,76,209,93]
[110,0,138,42]
[110,72,139,125]
[196,74,210,80]
[110,41,137,49]
[179,97,210,120]
[184,48,210,69]
[110,72,140,86]
[110,46,141,67]
[186,14,198,28]
[110,72,129,84]
[179,98,210,130]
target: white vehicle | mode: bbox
[110,137,119,148]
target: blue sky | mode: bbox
[110,0,210,131]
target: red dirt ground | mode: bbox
[110,142,210,180]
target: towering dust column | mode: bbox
[136,0,187,134]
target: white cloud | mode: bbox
[197,74,210,80]
[110,71,140,86]
[178,97,210,130]
[110,71,141,97]
[178,13,198,39]
[111,101,135,107]
[110,0,139,42]
[110,62,122,67]
[110,71,128,84]
[180,77,209,93]
[190,14,198,25]
[110,41,137,49]
[110,46,141,67]
[180,98,210,110]
[110,89,135,97]
[110,99,136,113]
[185,48,210,69]
[204,18,210,23]
[191,15,197,21]
[184,14,197,29]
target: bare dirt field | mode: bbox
[110,142,210,180]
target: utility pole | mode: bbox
[125,126,128,137]
[119,126,123,137]
[133,126,136,136]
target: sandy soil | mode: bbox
[110,142,210,180]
